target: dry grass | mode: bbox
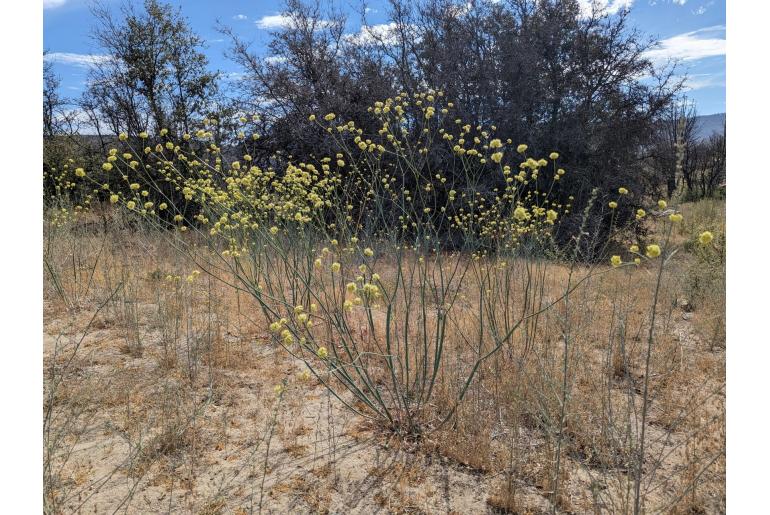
[43,201,725,514]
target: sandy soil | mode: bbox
[44,300,555,514]
[43,264,725,514]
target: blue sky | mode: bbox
[43,0,726,114]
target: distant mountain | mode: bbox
[693,113,725,141]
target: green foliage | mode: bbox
[85,0,218,137]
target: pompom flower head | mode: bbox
[645,244,661,258]
[699,231,714,245]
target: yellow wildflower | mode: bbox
[699,231,714,245]
[645,244,661,258]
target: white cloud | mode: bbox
[680,73,725,91]
[52,108,103,135]
[577,0,634,17]
[255,14,294,29]
[264,55,287,65]
[44,0,67,9]
[345,23,400,46]
[44,52,113,68]
[692,1,713,15]
[673,0,687,5]
[255,13,333,30]
[233,14,248,21]
[644,26,725,64]
[344,23,420,46]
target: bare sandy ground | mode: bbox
[45,299,561,514]
[43,270,724,514]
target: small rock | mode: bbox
[682,312,693,321]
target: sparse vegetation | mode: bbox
[44,95,725,513]
[42,1,725,513]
